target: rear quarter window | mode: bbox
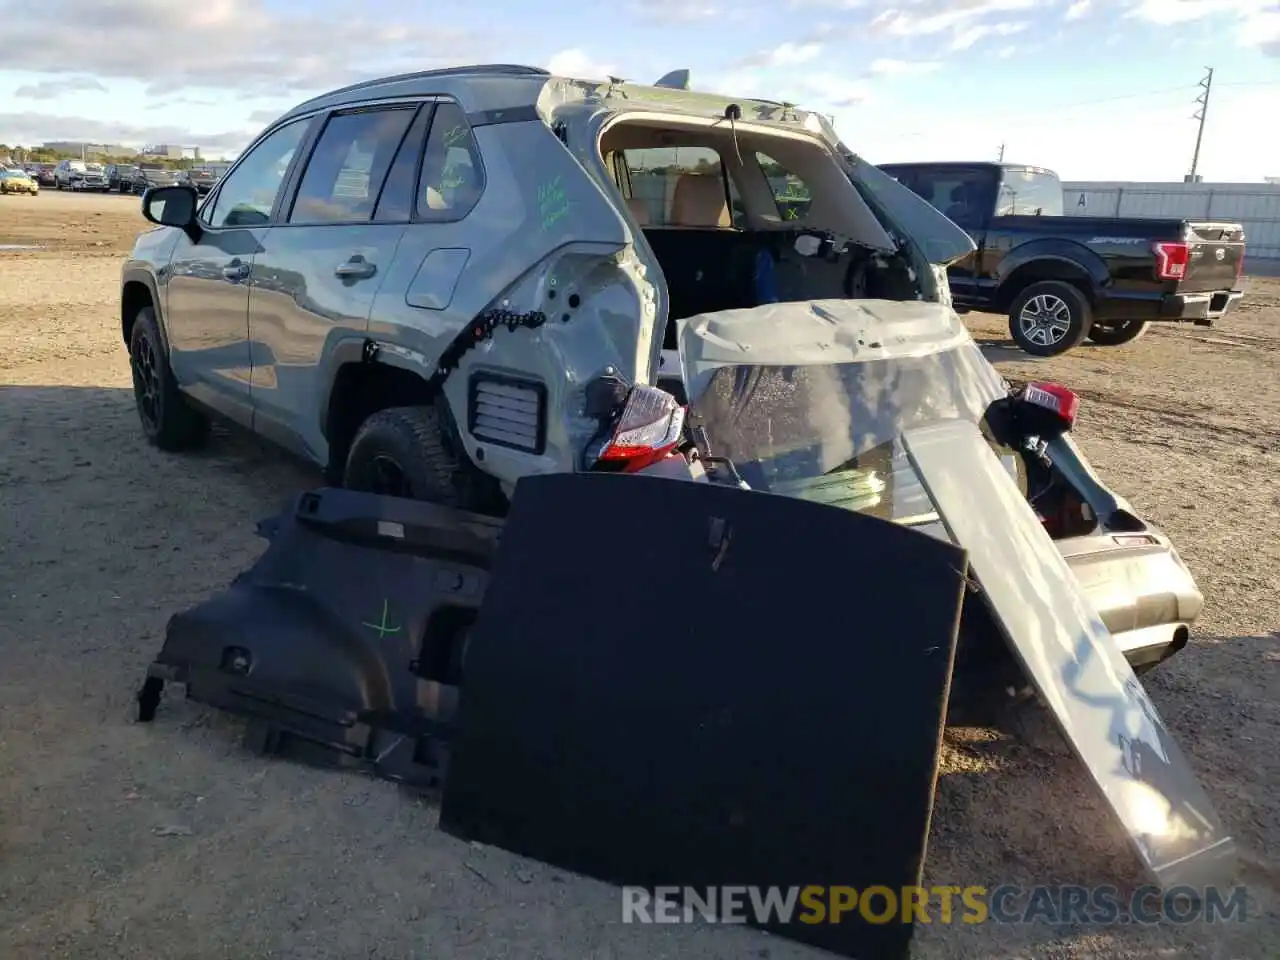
[416,101,485,222]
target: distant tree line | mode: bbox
[0,144,218,169]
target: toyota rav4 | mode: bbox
[121,64,1201,673]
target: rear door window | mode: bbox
[289,106,417,224]
[373,105,432,223]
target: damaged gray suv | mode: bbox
[121,63,1201,673]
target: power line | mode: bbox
[887,79,1278,141]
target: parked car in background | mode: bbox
[177,168,220,195]
[54,159,110,191]
[877,162,1247,356]
[32,163,56,187]
[107,163,139,192]
[124,164,179,194]
[0,169,40,195]
[53,159,85,190]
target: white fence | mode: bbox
[1062,181,1280,275]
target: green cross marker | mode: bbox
[362,598,401,638]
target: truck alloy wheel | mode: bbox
[1008,281,1093,357]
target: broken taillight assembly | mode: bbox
[1153,241,1191,281]
[590,384,686,474]
[1020,381,1079,436]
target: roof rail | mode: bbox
[291,64,550,110]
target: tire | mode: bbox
[342,404,489,509]
[1008,281,1094,357]
[128,306,208,451]
[1086,319,1149,346]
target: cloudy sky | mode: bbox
[1,0,1277,181]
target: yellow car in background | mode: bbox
[0,169,40,195]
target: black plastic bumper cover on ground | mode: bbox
[138,473,968,960]
[439,473,969,960]
[137,487,504,788]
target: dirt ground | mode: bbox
[1,190,1276,960]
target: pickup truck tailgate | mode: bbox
[1180,222,1245,292]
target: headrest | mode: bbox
[670,173,731,228]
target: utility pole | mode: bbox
[1188,66,1213,182]
[997,142,1005,162]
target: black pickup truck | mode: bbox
[877,162,1247,356]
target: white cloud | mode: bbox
[545,49,618,79]
[1239,7,1280,52]
[870,0,1037,38]
[0,0,485,96]
[1064,0,1091,19]
[1125,0,1265,25]
[735,42,825,68]
[995,44,1018,57]
[0,110,251,154]
[1125,0,1279,53]
[868,58,943,75]
[13,76,107,99]
[797,73,874,107]
[949,20,1029,49]
[632,0,722,21]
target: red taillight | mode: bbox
[1022,381,1079,430]
[594,384,686,473]
[1153,241,1190,281]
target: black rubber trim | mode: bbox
[466,105,540,127]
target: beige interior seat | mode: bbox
[669,173,731,228]
[626,197,651,225]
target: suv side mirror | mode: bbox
[142,185,200,234]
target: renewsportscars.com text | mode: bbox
[622,884,1249,926]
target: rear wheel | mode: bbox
[129,306,209,450]
[1086,319,1149,346]
[343,403,493,511]
[1007,280,1094,357]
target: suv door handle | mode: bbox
[335,255,376,280]
[221,260,250,282]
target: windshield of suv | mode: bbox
[691,345,1014,522]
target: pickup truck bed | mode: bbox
[878,162,1246,356]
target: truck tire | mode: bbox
[1086,319,1149,346]
[128,306,209,450]
[343,404,487,509]
[1008,281,1094,357]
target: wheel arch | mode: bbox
[994,249,1107,313]
[319,340,443,481]
[121,268,169,355]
